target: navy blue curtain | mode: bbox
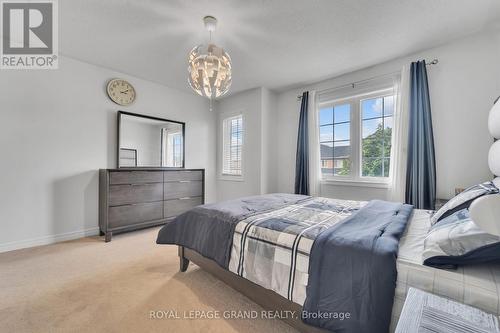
[295,91,309,195]
[405,61,436,209]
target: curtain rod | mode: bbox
[297,59,439,100]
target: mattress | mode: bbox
[390,209,500,331]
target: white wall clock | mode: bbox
[107,79,136,106]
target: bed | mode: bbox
[392,208,500,331]
[156,193,500,333]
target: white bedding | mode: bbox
[391,209,500,331]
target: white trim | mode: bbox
[219,174,245,182]
[321,179,389,189]
[0,227,100,254]
[318,87,394,108]
[358,91,395,181]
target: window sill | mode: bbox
[321,179,389,189]
[219,174,244,182]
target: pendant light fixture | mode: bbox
[188,16,232,111]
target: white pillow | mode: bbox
[431,181,498,225]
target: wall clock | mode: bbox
[107,79,136,106]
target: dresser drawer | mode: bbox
[108,202,163,228]
[109,183,163,206]
[164,197,203,218]
[164,170,203,182]
[109,171,163,185]
[164,181,203,200]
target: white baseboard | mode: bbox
[0,227,100,254]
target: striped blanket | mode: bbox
[157,193,413,332]
[228,197,365,305]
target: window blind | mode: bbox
[222,115,243,176]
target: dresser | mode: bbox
[99,168,204,242]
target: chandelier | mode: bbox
[188,16,232,110]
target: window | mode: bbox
[222,114,243,176]
[319,88,395,183]
[169,132,183,167]
[162,129,183,167]
[319,104,351,176]
[361,96,393,178]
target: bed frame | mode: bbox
[178,246,327,333]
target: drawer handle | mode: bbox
[179,197,191,200]
[178,180,191,183]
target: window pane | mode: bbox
[384,96,394,116]
[334,123,350,141]
[362,98,383,119]
[361,108,393,178]
[320,142,333,159]
[362,157,383,177]
[334,141,350,159]
[384,116,393,130]
[362,118,382,138]
[334,141,350,176]
[383,157,390,177]
[321,162,334,177]
[320,142,333,177]
[383,116,393,166]
[334,159,351,176]
[319,107,333,126]
[320,125,333,142]
[223,115,243,175]
[362,136,382,158]
[334,104,350,123]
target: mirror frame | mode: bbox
[117,111,186,169]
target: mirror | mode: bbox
[118,111,184,168]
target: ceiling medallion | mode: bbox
[188,16,232,111]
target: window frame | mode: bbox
[318,99,353,180]
[318,87,395,187]
[161,128,183,168]
[220,113,244,181]
[169,132,183,167]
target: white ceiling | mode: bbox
[61,0,500,95]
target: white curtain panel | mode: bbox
[307,90,321,196]
[388,65,410,202]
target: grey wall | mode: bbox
[1,28,499,253]
[261,88,279,194]
[0,55,216,252]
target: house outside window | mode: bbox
[319,86,396,184]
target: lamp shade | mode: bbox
[188,44,232,100]
[489,140,500,176]
[489,99,500,139]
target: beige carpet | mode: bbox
[0,228,297,333]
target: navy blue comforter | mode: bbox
[303,200,413,332]
[156,193,310,267]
